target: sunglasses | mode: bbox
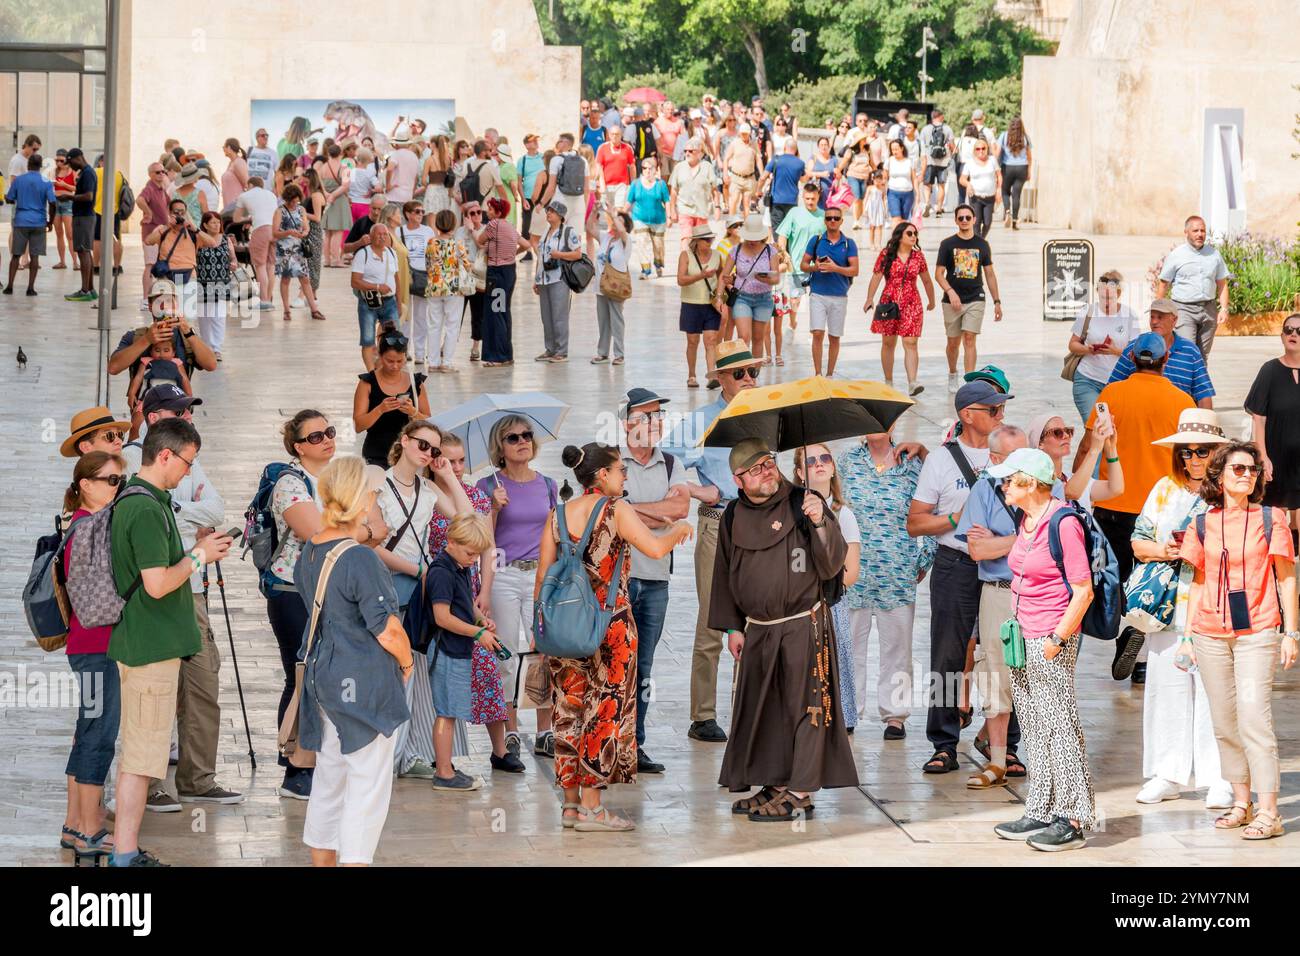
[412,438,441,457]
[504,430,534,445]
[802,453,834,468]
[88,473,126,487]
[94,429,125,444]
[298,425,337,445]
[381,333,409,350]
[968,404,1005,417]
[730,367,761,381]
[1229,463,1261,478]
[737,456,777,479]
[903,229,918,238]
[956,214,973,222]
[1283,326,1300,337]
[1179,447,1212,460]
[1044,426,1075,440]
[825,215,843,222]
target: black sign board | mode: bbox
[1042,239,1094,321]
[851,93,935,128]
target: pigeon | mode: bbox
[16,345,27,370]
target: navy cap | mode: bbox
[141,383,203,417]
[955,379,1014,413]
[1132,331,1167,362]
[622,387,670,417]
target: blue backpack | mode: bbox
[1041,502,1122,641]
[532,498,626,659]
[242,462,313,596]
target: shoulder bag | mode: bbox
[725,244,769,309]
[1061,306,1094,381]
[399,227,429,297]
[151,227,188,278]
[598,236,632,301]
[278,538,357,768]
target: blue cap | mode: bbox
[955,379,1014,413]
[1132,331,1167,362]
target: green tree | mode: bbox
[932,75,1022,132]
[682,0,795,95]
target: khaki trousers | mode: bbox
[1192,630,1281,793]
[689,512,725,722]
[175,594,222,795]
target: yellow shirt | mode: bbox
[94,169,124,217]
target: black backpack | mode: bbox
[557,154,586,195]
[723,486,845,606]
[928,126,949,161]
[459,160,488,205]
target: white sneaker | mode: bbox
[947,372,960,392]
[1136,777,1182,804]
[1204,784,1235,810]
[291,297,306,309]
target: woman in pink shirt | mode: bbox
[221,138,249,211]
[987,447,1096,851]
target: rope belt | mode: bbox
[745,601,824,628]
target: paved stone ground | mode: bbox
[1,215,1295,866]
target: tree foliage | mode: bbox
[932,75,1023,133]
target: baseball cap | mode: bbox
[1149,298,1179,315]
[987,448,1055,485]
[1132,331,1167,362]
[633,107,646,118]
[955,380,1014,413]
[141,383,204,417]
[963,364,1011,393]
[729,437,775,475]
[622,387,670,417]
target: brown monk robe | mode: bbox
[710,466,858,820]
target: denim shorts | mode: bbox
[356,292,399,346]
[429,651,472,722]
[732,290,774,323]
[847,175,869,200]
[887,189,915,220]
[56,199,74,216]
[64,653,121,786]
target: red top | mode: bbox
[871,246,928,338]
[63,509,113,655]
[596,142,636,187]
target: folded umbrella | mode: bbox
[699,376,913,452]
[431,392,570,475]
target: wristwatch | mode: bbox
[993,299,1002,305]
[183,329,195,338]
[1044,632,1066,649]
[1285,631,1300,642]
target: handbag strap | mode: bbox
[383,476,428,566]
[303,538,359,663]
[161,226,186,262]
[568,496,626,613]
[691,249,716,298]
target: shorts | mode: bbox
[678,214,708,241]
[809,294,848,336]
[429,652,473,722]
[94,213,121,241]
[116,657,181,780]
[886,189,914,220]
[729,172,757,196]
[732,290,774,323]
[974,583,1014,716]
[11,226,47,257]
[65,653,121,786]
[679,301,721,334]
[72,215,95,252]
[56,199,73,216]
[942,298,986,337]
[356,292,399,346]
[923,166,950,185]
[847,175,869,200]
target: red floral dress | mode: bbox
[547,495,638,789]
[870,247,928,337]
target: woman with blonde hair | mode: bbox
[420,135,456,224]
[296,456,414,866]
[578,142,601,257]
[348,147,383,223]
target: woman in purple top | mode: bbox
[719,216,780,363]
[475,414,559,757]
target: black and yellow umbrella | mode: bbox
[699,376,913,451]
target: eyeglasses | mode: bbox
[627,411,665,424]
[173,451,195,471]
[1228,463,1261,478]
[412,438,441,457]
[1044,426,1076,440]
[730,367,761,381]
[1179,447,1212,460]
[955,214,973,223]
[504,430,534,445]
[298,425,337,445]
[1283,326,1300,337]
[736,456,777,479]
[967,404,1005,417]
[88,473,126,487]
[803,453,834,469]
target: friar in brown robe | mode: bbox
[709,438,858,821]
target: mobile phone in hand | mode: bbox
[224,526,244,543]
[1094,401,1111,430]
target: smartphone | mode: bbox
[817,255,832,263]
[224,526,244,542]
[1094,401,1111,430]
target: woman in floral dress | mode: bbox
[536,443,693,831]
[863,220,934,396]
[273,184,324,321]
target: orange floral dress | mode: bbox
[547,497,638,789]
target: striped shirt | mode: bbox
[1108,333,1215,403]
[484,217,522,266]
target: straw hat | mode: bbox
[61,406,130,458]
[174,162,201,187]
[708,340,763,379]
[738,214,768,242]
[688,223,715,242]
[1152,408,1228,447]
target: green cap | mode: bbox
[987,448,1056,485]
[963,364,1010,393]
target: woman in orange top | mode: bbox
[1181,441,1298,840]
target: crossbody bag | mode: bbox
[726,245,770,309]
[1061,306,1094,381]
[399,227,429,297]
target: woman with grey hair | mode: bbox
[532,200,584,363]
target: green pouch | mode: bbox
[1000,618,1026,669]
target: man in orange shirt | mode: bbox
[1086,332,1193,683]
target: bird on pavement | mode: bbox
[16,345,27,369]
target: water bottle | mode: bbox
[1174,648,1197,674]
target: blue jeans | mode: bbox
[887,188,914,220]
[1071,373,1105,425]
[65,653,121,786]
[628,578,669,747]
[355,292,399,346]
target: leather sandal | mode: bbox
[1242,808,1284,841]
[967,765,1007,790]
[310,310,326,321]
[1005,753,1027,778]
[574,805,636,832]
[923,751,959,774]
[1214,802,1252,830]
[560,802,582,830]
[731,786,780,815]
[748,791,814,822]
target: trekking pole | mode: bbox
[213,560,257,768]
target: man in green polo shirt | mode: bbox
[775,183,825,343]
[108,417,233,867]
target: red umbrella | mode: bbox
[623,87,666,104]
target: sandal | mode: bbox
[687,377,700,388]
[967,765,1007,790]
[560,802,582,830]
[748,791,814,822]
[1242,808,1283,841]
[1214,802,1252,830]
[1006,753,1027,778]
[923,751,959,774]
[574,805,636,832]
[282,310,292,322]
[310,310,326,321]
[731,786,780,815]
[775,355,785,366]
[73,827,114,857]
[60,825,78,850]
[974,735,990,760]
[958,707,974,730]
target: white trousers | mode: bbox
[197,297,226,355]
[848,604,916,723]
[427,295,462,364]
[1142,629,1225,788]
[303,710,397,865]
[491,565,537,706]
[410,295,432,363]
